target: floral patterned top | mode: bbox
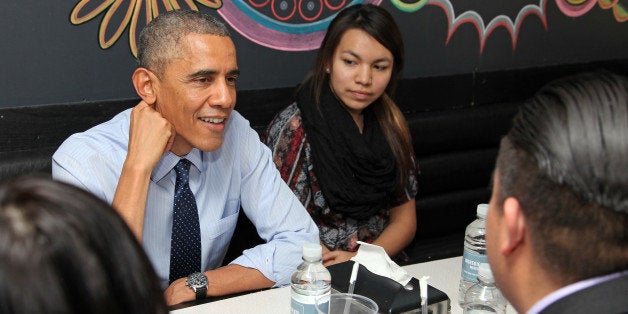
[265,103,418,252]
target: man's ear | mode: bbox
[132,68,157,105]
[501,197,526,256]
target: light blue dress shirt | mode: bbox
[52,108,319,288]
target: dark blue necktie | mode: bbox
[169,159,201,284]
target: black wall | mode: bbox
[1,1,627,109]
[2,1,626,262]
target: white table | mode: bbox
[171,256,516,314]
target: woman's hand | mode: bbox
[322,250,357,267]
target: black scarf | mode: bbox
[296,83,398,220]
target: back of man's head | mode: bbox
[137,9,230,77]
[496,71,628,285]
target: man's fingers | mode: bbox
[164,124,176,153]
[136,100,149,109]
[135,100,158,113]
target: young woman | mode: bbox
[266,4,418,266]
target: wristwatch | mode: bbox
[186,272,208,300]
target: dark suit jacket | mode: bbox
[541,273,628,314]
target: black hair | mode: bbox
[137,9,230,77]
[496,71,628,284]
[0,176,167,313]
[303,4,415,190]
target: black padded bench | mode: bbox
[1,59,626,264]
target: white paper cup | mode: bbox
[315,292,378,314]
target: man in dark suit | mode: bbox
[485,71,628,314]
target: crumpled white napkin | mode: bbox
[350,241,412,286]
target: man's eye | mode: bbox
[374,65,389,71]
[226,76,238,85]
[190,76,213,84]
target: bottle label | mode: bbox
[291,291,330,314]
[462,248,488,282]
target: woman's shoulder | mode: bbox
[266,102,304,141]
[272,102,302,126]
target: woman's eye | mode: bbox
[343,59,356,65]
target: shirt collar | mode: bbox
[151,148,205,182]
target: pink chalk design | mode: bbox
[69,0,626,55]
[392,0,626,53]
[392,0,548,53]
[217,0,383,51]
[556,0,627,21]
[555,0,597,17]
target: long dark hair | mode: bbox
[303,4,415,191]
[0,177,167,314]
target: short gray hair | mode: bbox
[137,9,230,76]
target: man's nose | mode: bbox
[209,79,235,108]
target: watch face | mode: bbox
[186,272,207,289]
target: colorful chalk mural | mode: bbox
[70,0,627,56]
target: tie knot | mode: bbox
[174,159,192,178]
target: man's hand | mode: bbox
[164,277,196,306]
[112,101,175,241]
[126,100,175,169]
[322,250,357,267]
[163,265,275,306]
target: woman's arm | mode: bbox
[323,198,417,266]
[372,198,417,256]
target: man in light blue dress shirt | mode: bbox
[52,10,318,306]
[485,71,628,314]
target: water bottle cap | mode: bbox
[302,243,323,261]
[477,204,489,218]
[477,263,494,283]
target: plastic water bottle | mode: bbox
[462,263,507,314]
[458,203,489,305]
[290,243,331,314]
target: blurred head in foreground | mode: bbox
[0,177,167,314]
